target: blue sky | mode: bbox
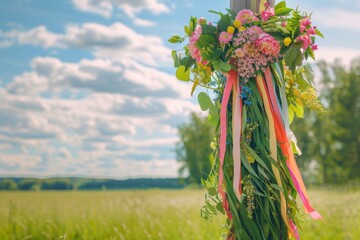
[0,0,359,179]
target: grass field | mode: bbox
[0,188,359,240]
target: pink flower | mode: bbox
[296,34,313,50]
[189,25,204,63]
[261,7,275,22]
[311,44,318,51]
[219,31,233,44]
[190,25,202,43]
[307,27,316,35]
[249,26,263,35]
[300,17,311,32]
[188,42,201,62]
[282,21,287,27]
[255,33,280,56]
[235,48,246,58]
[236,9,258,24]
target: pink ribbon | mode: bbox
[219,70,236,219]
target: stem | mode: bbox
[190,79,219,90]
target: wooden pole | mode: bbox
[230,0,275,13]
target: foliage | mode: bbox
[175,113,215,185]
[0,178,187,191]
[292,58,360,184]
[169,0,323,93]
[0,179,18,191]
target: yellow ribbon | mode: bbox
[256,73,290,232]
[232,77,242,200]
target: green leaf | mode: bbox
[168,35,184,44]
[216,202,224,213]
[284,45,298,70]
[275,7,293,16]
[171,51,180,67]
[188,16,197,36]
[315,28,324,38]
[243,144,270,172]
[288,108,295,124]
[212,60,221,72]
[295,71,311,90]
[208,10,223,16]
[295,50,304,67]
[241,150,260,179]
[208,113,219,127]
[219,61,232,72]
[270,183,284,192]
[291,141,299,155]
[241,105,247,134]
[176,65,190,81]
[196,34,217,49]
[308,48,315,60]
[208,102,219,126]
[275,1,286,11]
[198,92,212,111]
[225,8,236,19]
[180,56,195,69]
[184,26,190,36]
[209,153,215,167]
[200,24,217,37]
[290,103,304,118]
[208,187,217,196]
[284,45,303,71]
[217,14,231,33]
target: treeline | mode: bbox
[292,58,360,184]
[0,178,186,191]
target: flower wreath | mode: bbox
[170,1,324,239]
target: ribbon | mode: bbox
[256,73,291,234]
[263,67,322,220]
[219,70,236,219]
[231,71,242,200]
[272,64,302,155]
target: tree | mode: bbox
[175,112,215,185]
[0,179,18,190]
[292,58,360,184]
[18,179,41,190]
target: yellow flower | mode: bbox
[238,26,246,32]
[283,37,292,46]
[227,26,235,34]
[233,20,242,28]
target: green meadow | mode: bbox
[0,189,359,240]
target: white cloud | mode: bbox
[0,22,171,66]
[0,0,196,179]
[0,40,13,48]
[0,53,198,178]
[6,57,187,98]
[72,0,113,18]
[0,26,63,48]
[316,46,360,65]
[133,18,156,27]
[72,0,170,18]
[315,9,360,31]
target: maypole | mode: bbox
[169,0,324,239]
[230,0,274,14]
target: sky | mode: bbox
[0,0,359,179]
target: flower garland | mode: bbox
[170,1,324,239]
